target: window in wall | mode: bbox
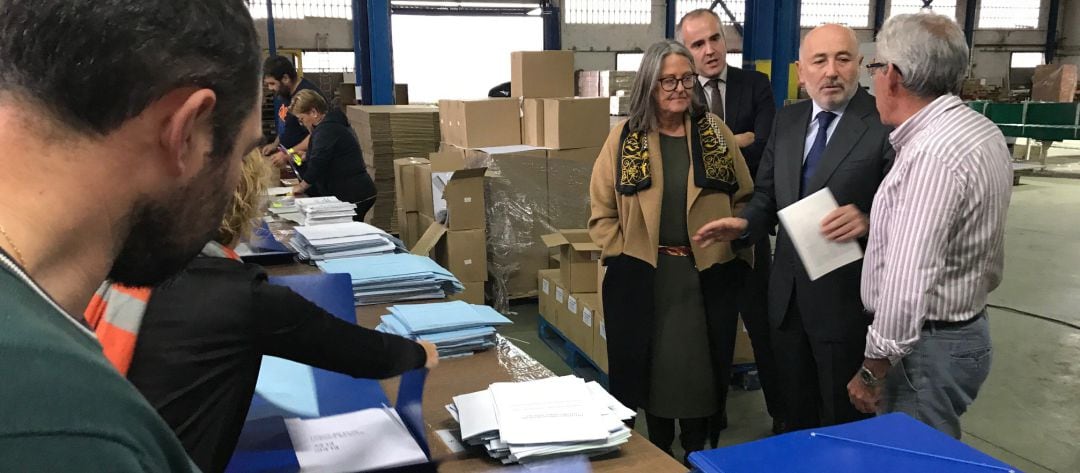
[616,52,744,73]
[675,0,747,24]
[301,51,355,73]
[246,0,352,19]
[888,0,958,21]
[1010,52,1045,68]
[392,15,543,103]
[564,0,651,25]
[978,0,1041,29]
[801,0,871,27]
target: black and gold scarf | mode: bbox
[616,112,739,196]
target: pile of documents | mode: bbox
[290,222,402,261]
[317,253,464,305]
[294,196,358,225]
[376,301,512,358]
[447,376,635,464]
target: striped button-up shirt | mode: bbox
[861,94,1012,361]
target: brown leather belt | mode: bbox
[658,245,693,257]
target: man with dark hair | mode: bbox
[260,55,325,169]
[0,0,263,469]
[677,7,784,440]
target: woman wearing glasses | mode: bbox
[588,39,753,464]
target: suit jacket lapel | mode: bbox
[806,89,871,194]
[779,103,812,205]
[724,67,744,126]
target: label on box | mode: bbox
[555,287,565,303]
[464,259,473,265]
[583,307,593,328]
[542,279,550,294]
[600,320,607,340]
[464,197,473,203]
[567,296,578,314]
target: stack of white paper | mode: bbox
[290,222,402,261]
[317,254,465,306]
[285,408,428,473]
[295,196,358,226]
[376,301,512,358]
[446,376,635,464]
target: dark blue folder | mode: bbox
[688,413,1018,473]
[240,221,297,265]
[226,272,433,473]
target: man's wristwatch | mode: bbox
[859,365,882,387]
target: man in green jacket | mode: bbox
[0,0,264,470]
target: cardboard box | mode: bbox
[393,157,433,215]
[1032,64,1078,102]
[537,269,560,322]
[521,99,545,147]
[442,167,486,231]
[546,147,601,229]
[397,208,424,249]
[733,318,755,365]
[430,144,467,173]
[586,296,607,372]
[438,99,522,148]
[449,280,485,305]
[543,98,610,149]
[511,51,575,98]
[599,71,636,97]
[576,70,600,97]
[464,146,550,299]
[412,223,489,282]
[610,95,631,116]
[552,280,570,334]
[542,229,601,294]
[567,293,598,356]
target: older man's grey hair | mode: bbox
[626,40,697,133]
[675,8,725,43]
[876,13,969,98]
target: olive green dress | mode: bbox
[646,134,719,419]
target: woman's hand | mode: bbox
[692,217,749,247]
[418,340,439,369]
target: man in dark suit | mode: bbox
[678,8,784,439]
[694,24,894,431]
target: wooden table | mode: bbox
[267,261,686,472]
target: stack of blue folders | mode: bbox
[376,301,512,358]
[317,254,464,305]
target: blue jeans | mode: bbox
[882,312,992,438]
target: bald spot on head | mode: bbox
[800,24,859,63]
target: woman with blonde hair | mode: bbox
[588,40,754,463]
[86,151,437,473]
[289,89,376,220]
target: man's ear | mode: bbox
[159,89,218,177]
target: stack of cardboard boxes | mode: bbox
[576,69,637,116]
[346,105,441,232]
[538,230,605,370]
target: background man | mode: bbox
[261,55,325,169]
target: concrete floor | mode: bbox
[496,175,1080,473]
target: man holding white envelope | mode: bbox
[693,24,894,432]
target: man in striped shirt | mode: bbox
[848,13,1013,438]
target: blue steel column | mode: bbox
[962,0,976,50]
[353,0,372,104]
[265,1,278,55]
[743,0,775,72]
[367,0,395,105]
[666,0,677,39]
[872,0,887,35]
[1045,0,1061,63]
[770,0,800,106]
[542,4,561,50]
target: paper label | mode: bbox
[542,279,550,295]
[600,321,607,340]
[583,307,593,327]
[464,197,473,203]
[568,296,578,314]
[555,287,565,304]
[464,259,473,265]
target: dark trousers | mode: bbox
[771,295,871,430]
[699,260,748,444]
[353,196,376,222]
[645,413,708,465]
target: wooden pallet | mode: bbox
[536,315,609,388]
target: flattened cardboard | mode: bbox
[511,51,575,99]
